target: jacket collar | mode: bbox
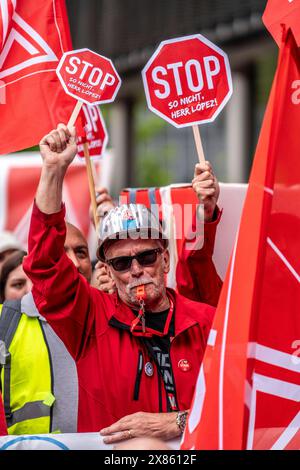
[167,289,199,336]
[109,288,198,337]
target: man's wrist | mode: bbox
[200,205,219,223]
[36,166,66,214]
[42,161,69,175]
[176,410,188,434]
[197,204,217,223]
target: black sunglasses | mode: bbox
[106,248,162,272]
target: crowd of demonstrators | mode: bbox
[16,123,222,444]
[0,124,223,441]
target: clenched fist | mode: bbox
[92,261,116,294]
[39,123,77,169]
[192,161,220,222]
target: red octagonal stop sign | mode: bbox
[77,104,108,160]
[142,35,232,128]
[56,48,121,105]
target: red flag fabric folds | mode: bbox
[182,29,300,450]
[263,0,300,47]
[0,0,75,154]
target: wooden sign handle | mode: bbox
[67,100,83,128]
[192,125,206,165]
[83,142,100,231]
[67,101,99,231]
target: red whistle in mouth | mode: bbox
[136,284,146,301]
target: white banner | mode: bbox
[0,432,112,450]
[0,433,181,450]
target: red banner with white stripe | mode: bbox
[181,29,300,450]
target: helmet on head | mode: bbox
[97,204,168,261]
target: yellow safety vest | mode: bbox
[0,301,54,435]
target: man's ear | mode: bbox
[163,249,170,274]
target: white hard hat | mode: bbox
[97,204,168,261]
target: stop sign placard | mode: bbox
[77,104,108,160]
[142,35,232,128]
[56,48,121,105]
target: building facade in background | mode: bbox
[66,0,277,195]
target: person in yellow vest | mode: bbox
[0,222,92,435]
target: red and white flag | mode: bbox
[182,29,300,450]
[0,0,75,154]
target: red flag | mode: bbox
[0,391,7,435]
[182,29,300,450]
[263,0,300,46]
[0,0,76,154]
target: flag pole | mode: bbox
[83,142,99,231]
[67,100,99,231]
[192,125,206,164]
[68,100,83,128]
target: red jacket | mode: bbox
[24,203,216,432]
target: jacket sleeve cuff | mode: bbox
[191,205,222,237]
[33,200,66,226]
[184,206,222,258]
[197,205,222,226]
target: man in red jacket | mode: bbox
[24,124,220,443]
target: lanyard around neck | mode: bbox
[130,298,174,338]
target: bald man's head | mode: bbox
[65,223,92,283]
